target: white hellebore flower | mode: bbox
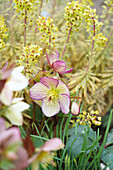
[71,102,80,116]
[3,98,30,125]
[0,66,28,106]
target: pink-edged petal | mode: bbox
[0,117,5,133]
[46,52,51,66]
[59,94,70,114]
[56,80,69,96]
[41,138,64,151]
[52,60,66,74]
[0,84,13,106]
[63,68,73,74]
[71,102,80,116]
[49,51,60,65]
[42,98,60,117]
[40,76,59,89]
[29,82,49,100]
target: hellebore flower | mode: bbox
[0,118,28,170]
[28,138,64,169]
[71,102,80,116]
[0,66,28,106]
[29,76,70,117]
[46,51,73,75]
[2,98,30,126]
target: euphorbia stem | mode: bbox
[10,0,13,45]
[86,16,95,71]
[34,0,43,34]
[61,25,72,59]
[24,10,27,47]
[51,0,56,18]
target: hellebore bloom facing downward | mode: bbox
[29,77,70,117]
[46,51,73,75]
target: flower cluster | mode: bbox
[37,17,58,47]
[0,15,8,50]
[14,0,36,18]
[83,6,107,50]
[18,44,42,77]
[76,110,101,127]
[0,65,29,125]
[64,1,83,32]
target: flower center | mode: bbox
[48,89,59,101]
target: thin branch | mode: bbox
[51,0,56,18]
[24,10,27,47]
[61,25,72,59]
[10,0,13,45]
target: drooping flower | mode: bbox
[29,76,70,117]
[1,98,30,125]
[28,138,64,169]
[0,66,28,106]
[0,118,28,170]
[46,51,73,75]
[71,102,80,116]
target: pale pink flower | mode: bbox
[29,76,70,117]
[71,102,80,116]
[46,51,73,75]
[0,118,28,170]
[28,138,64,169]
[0,66,28,106]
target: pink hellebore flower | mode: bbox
[0,118,28,170]
[28,138,64,169]
[0,66,28,106]
[71,102,80,116]
[29,76,70,117]
[46,51,73,75]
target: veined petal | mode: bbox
[56,80,69,96]
[49,51,60,65]
[0,84,13,106]
[71,102,80,116]
[63,68,73,74]
[7,72,28,91]
[10,101,30,112]
[59,94,70,114]
[42,98,60,117]
[52,61,66,74]
[40,77,59,89]
[29,82,49,100]
[4,108,23,126]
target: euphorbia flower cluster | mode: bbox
[46,51,73,75]
[29,76,70,117]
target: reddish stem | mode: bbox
[61,25,72,59]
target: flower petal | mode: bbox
[4,108,23,126]
[0,118,5,133]
[49,51,60,65]
[0,84,13,106]
[29,82,49,100]
[59,94,70,114]
[56,80,69,96]
[71,102,80,116]
[64,68,73,74]
[41,138,64,151]
[6,66,28,91]
[52,60,66,74]
[11,101,30,112]
[42,98,60,117]
[40,77,59,89]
